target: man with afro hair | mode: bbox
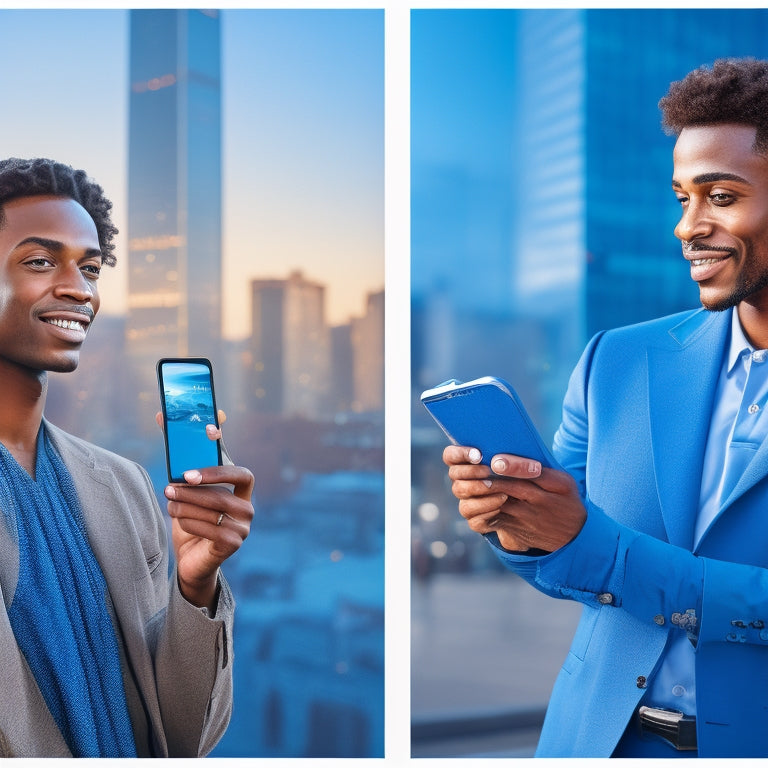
[0,157,254,757]
[444,57,768,757]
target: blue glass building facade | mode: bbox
[584,9,768,335]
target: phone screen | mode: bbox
[157,358,222,482]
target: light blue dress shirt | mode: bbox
[645,307,768,715]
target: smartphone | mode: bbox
[156,357,222,483]
[420,376,561,470]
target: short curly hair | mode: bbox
[659,58,768,155]
[0,157,118,266]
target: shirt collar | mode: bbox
[728,307,764,373]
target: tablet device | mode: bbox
[420,376,561,470]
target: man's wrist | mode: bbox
[178,571,220,615]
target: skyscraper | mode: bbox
[126,9,222,406]
[351,289,384,413]
[582,9,768,335]
[250,271,331,418]
[507,9,768,338]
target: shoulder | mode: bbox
[43,420,154,489]
[43,420,167,547]
[591,307,725,358]
[568,307,728,396]
[601,307,711,343]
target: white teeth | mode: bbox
[691,258,722,267]
[46,318,85,331]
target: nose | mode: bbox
[53,261,96,304]
[674,198,713,243]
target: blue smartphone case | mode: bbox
[420,376,561,470]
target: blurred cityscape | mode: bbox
[411,7,768,757]
[44,9,384,759]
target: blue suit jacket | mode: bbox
[492,308,768,758]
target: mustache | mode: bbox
[682,241,735,256]
[40,303,95,320]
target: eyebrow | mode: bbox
[15,236,102,258]
[672,172,751,188]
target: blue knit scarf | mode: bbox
[1,426,136,757]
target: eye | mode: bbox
[674,193,688,206]
[710,191,734,205]
[81,262,102,279]
[23,255,54,269]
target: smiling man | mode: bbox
[0,158,254,757]
[443,58,768,757]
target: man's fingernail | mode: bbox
[528,461,541,475]
[483,479,493,488]
[184,470,202,484]
[492,458,506,473]
[468,448,482,463]
[165,485,176,499]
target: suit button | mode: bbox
[653,614,665,626]
[598,593,614,605]
[760,630,768,642]
[636,676,647,689]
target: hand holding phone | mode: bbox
[157,357,223,483]
[420,376,561,470]
[424,377,587,553]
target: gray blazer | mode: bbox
[0,420,235,757]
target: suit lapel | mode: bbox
[43,422,165,753]
[44,422,150,610]
[646,310,730,549]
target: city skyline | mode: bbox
[0,8,384,338]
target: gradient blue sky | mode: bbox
[0,8,384,338]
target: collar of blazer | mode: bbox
[43,421,169,753]
[647,308,768,550]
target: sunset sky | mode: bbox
[0,8,384,338]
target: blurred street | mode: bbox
[411,571,582,757]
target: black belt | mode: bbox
[637,706,697,751]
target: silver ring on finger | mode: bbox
[216,513,225,526]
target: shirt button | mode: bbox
[598,593,614,605]
[749,403,760,414]
[753,350,767,362]
[672,685,686,697]
[636,676,647,689]
[653,614,665,626]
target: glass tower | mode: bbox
[584,9,768,335]
[127,9,222,403]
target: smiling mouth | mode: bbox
[43,317,88,332]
